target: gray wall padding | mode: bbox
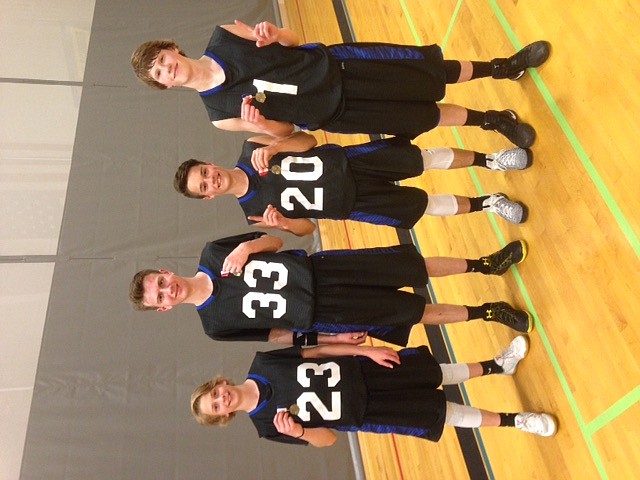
[20,1,354,478]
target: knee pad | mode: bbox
[445,402,483,428]
[422,148,454,170]
[439,363,470,385]
[425,194,459,216]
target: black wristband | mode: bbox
[295,427,305,439]
[305,332,318,346]
[293,332,318,346]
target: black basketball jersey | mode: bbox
[247,347,368,444]
[196,232,316,342]
[200,27,343,129]
[237,141,357,221]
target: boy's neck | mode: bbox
[188,272,214,305]
[189,55,224,92]
[230,167,250,197]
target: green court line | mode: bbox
[489,0,640,260]
[399,0,463,51]
[586,385,640,436]
[399,0,640,479]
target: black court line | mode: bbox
[331,3,489,479]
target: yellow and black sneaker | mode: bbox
[481,240,528,275]
[484,302,533,333]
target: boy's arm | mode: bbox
[302,344,401,368]
[222,20,300,47]
[273,411,336,447]
[267,329,367,345]
[248,205,316,237]
[222,234,283,275]
[213,117,295,138]
[247,132,318,172]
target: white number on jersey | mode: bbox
[279,155,324,211]
[241,260,288,318]
[253,79,298,96]
[295,362,342,421]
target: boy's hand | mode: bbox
[234,20,280,47]
[248,205,286,228]
[273,410,304,437]
[251,145,275,173]
[363,346,401,368]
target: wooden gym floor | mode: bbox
[279,1,639,479]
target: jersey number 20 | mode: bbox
[280,156,324,211]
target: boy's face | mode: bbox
[187,163,229,200]
[199,381,238,417]
[148,48,188,88]
[141,270,188,311]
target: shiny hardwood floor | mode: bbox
[280,1,640,478]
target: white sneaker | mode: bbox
[484,193,528,224]
[515,413,557,437]
[486,148,532,171]
[495,335,528,375]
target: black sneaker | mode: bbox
[481,240,528,275]
[482,110,536,148]
[484,302,533,333]
[491,40,551,80]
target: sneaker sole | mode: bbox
[515,240,528,264]
[502,335,529,375]
[524,311,534,333]
[524,149,534,169]
[518,202,529,223]
[540,414,558,437]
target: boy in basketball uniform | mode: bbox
[174,132,532,229]
[129,232,533,347]
[191,337,557,446]
[131,20,550,146]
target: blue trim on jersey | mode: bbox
[199,52,227,96]
[247,374,272,417]
[342,139,387,158]
[312,322,396,337]
[195,265,217,310]
[299,43,322,50]
[349,211,402,227]
[315,143,342,152]
[328,44,424,61]
[398,348,420,357]
[334,423,428,438]
[238,189,257,204]
[311,245,401,257]
[237,162,256,176]
[236,163,258,204]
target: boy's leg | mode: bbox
[445,41,551,83]
[437,104,536,149]
[420,302,533,333]
[425,193,528,224]
[444,402,557,436]
[421,147,532,171]
[424,240,527,277]
[439,335,529,385]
